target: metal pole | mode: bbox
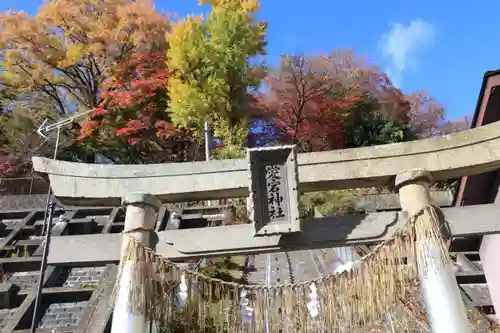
[30,201,56,333]
[41,127,61,236]
[40,191,52,237]
[204,121,210,162]
[264,253,271,333]
[202,121,211,268]
[53,128,61,160]
[204,121,211,208]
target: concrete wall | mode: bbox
[0,195,134,333]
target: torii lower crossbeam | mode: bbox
[46,203,500,265]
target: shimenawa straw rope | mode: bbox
[112,204,450,332]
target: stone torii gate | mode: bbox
[32,120,500,332]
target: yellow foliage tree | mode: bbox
[167,0,267,158]
[0,0,169,115]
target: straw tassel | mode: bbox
[112,204,450,332]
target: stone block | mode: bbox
[56,312,75,320]
[0,308,18,331]
[0,282,14,308]
[39,318,60,328]
[38,301,87,329]
[247,146,300,235]
[7,271,39,290]
[62,266,105,287]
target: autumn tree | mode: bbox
[404,91,446,138]
[259,51,411,152]
[167,0,267,159]
[0,93,78,178]
[79,52,196,163]
[247,92,279,147]
[439,116,471,134]
[0,0,169,115]
[0,85,15,114]
[343,94,414,148]
[0,87,17,177]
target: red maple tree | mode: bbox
[258,53,365,152]
[79,52,194,163]
[255,51,420,152]
[0,155,14,177]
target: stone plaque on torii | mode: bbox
[247,145,301,235]
[32,120,500,333]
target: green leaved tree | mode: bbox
[167,0,267,159]
[344,94,414,148]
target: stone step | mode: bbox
[247,248,359,284]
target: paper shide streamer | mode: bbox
[175,273,188,308]
[240,289,254,321]
[113,205,450,332]
[307,283,320,318]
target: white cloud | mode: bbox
[379,19,436,87]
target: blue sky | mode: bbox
[2,0,500,120]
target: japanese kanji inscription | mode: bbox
[247,145,301,236]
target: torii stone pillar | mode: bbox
[111,193,161,333]
[395,169,471,333]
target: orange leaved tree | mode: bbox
[79,52,196,163]
[0,0,169,115]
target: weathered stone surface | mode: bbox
[32,120,500,205]
[247,146,301,235]
[38,300,88,329]
[48,267,106,288]
[0,308,18,331]
[5,271,39,291]
[45,203,500,264]
[0,195,49,212]
[0,282,14,307]
[354,191,453,211]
